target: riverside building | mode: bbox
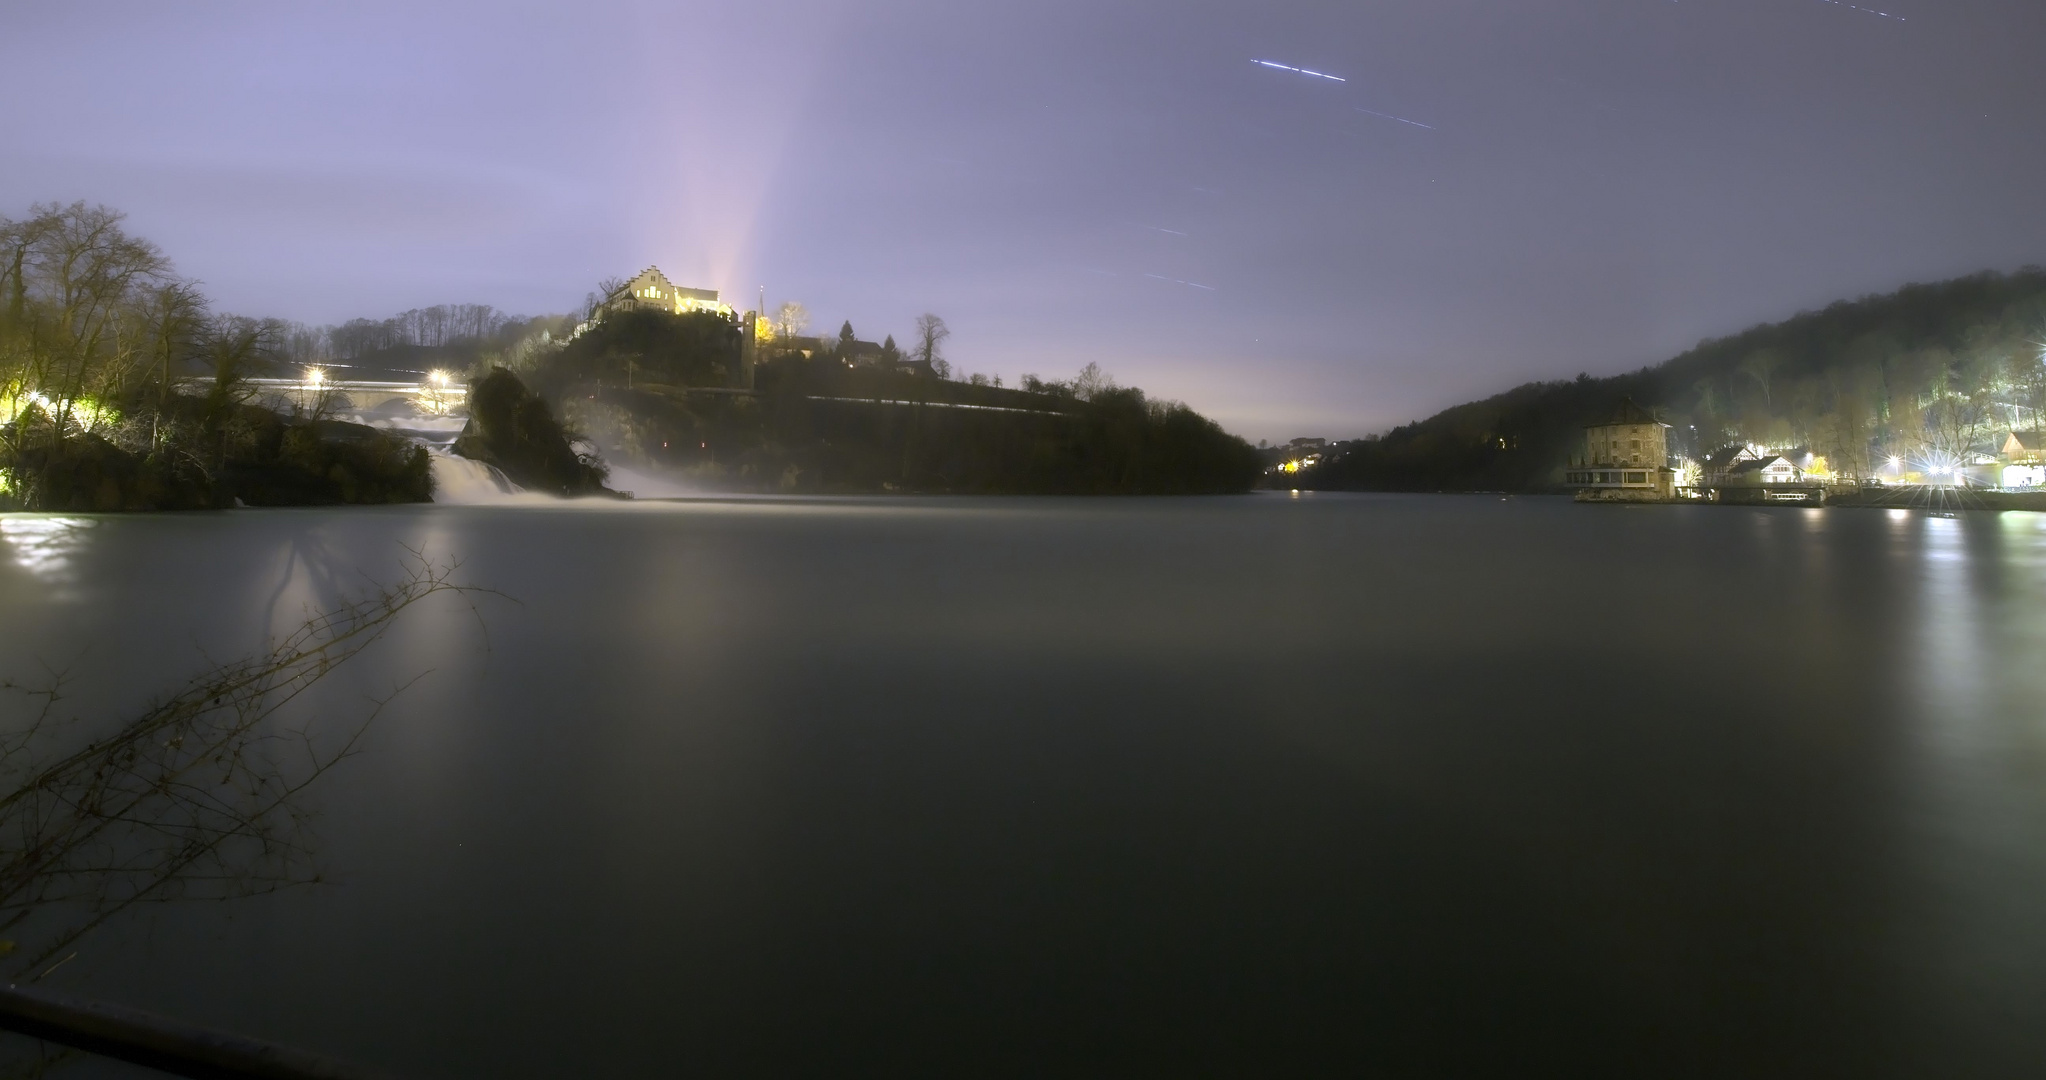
[1565,399,1676,500]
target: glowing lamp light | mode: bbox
[304,366,326,387]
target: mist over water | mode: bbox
[3,495,2043,1077]
[426,453,524,503]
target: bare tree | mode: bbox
[1739,348,1783,410]
[912,314,950,379]
[1073,361,1114,400]
[0,203,176,500]
[774,301,810,342]
[137,279,207,407]
[0,213,44,329]
[2007,333,2046,433]
[578,279,626,326]
[198,315,280,417]
[3,204,169,410]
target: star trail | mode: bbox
[1253,60,1346,83]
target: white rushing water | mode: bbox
[428,452,528,504]
[595,461,705,500]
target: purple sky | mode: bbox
[7,0,2043,440]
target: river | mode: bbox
[2,493,2043,1077]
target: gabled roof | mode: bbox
[606,266,662,301]
[1585,397,1665,428]
[2005,430,2044,451]
[1703,445,1757,468]
[1727,455,1793,475]
[609,266,721,304]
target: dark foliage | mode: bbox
[3,433,214,511]
[564,353,1261,495]
[223,417,433,506]
[509,308,1259,494]
[0,393,431,511]
[1301,268,2046,492]
[453,368,608,496]
[533,309,744,398]
[745,392,1258,494]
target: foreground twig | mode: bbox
[0,554,485,983]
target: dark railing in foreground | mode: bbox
[0,984,394,1080]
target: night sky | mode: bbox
[7,1,2043,440]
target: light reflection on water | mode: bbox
[1899,511,2046,1047]
[0,516,97,590]
[5,497,2046,1077]
[1913,515,1986,714]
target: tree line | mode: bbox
[0,201,429,509]
[313,303,526,359]
[1300,268,2046,492]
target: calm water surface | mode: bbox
[1,493,2043,1077]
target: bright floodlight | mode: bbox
[304,366,326,386]
[428,369,451,387]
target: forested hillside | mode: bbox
[1303,268,2046,492]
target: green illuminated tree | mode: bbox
[0,202,179,500]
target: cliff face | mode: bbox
[451,368,610,497]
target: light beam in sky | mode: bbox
[1356,107,1436,131]
[1253,60,1345,83]
[1127,222,1190,236]
[1816,0,1906,20]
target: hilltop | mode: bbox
[523,308,1262,496]
[1297,268,2046,492]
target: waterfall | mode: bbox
[429,453,527,504]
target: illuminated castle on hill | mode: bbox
[573,265,760,390]
[599,266,736,319]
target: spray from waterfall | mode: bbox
[429,453,531,504]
